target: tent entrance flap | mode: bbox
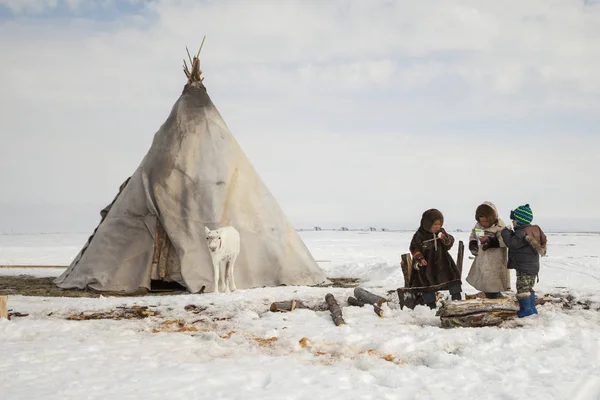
[151,222,183,284]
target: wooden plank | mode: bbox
[0,296,7,319]
[398,279,463,293]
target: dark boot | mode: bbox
[485,292,501,299]
[422,292,437,309]
[517,295,536,318]
[449,281,462,301]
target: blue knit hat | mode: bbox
[510,204,533,226]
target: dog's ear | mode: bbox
[204,226,210,235]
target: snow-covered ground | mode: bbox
[1,231,600,400]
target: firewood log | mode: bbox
[269,300,309,312]
[347,296,364,307]
[354,287,387,307]
[441,310,518,328]
[437,297,519,328]
[325,293,345,326]
[347,296,384,317]
[437,297,519,318]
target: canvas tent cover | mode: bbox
[54,50,327,293]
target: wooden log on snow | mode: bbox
[437,297,520,328]
[0,296,8,320]
[325,293,345,326]
[441,310,518,328]
[347,296,364,307]
[269,300,309,312]
[354,287,387,307]
[269,300,328,313]
[347,296,384,317]
[437,298,519,317]
[270,300,297,312]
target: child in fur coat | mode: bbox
[466,201,510,299]
[409,209,462,309]
[500,204,547,318]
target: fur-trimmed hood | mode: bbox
[471,201,506,235]
[524,225,548,256]
[420,209,444,232]
[475,201,498,224]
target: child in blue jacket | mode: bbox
[500,204,547,318]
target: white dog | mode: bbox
[204,226,240,293]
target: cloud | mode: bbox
[0,0,599,232]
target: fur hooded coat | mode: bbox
[408,209,462,289]
[466,201,511,293]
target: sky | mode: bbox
[1,0,599,233]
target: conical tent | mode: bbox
[54,43,327,294]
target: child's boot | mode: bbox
[529,292,538,315]
[517,294,536,318]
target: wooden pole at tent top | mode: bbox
[183,36,206,83]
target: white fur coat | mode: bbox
[466,202,511,293]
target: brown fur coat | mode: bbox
[408,209,462,288]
